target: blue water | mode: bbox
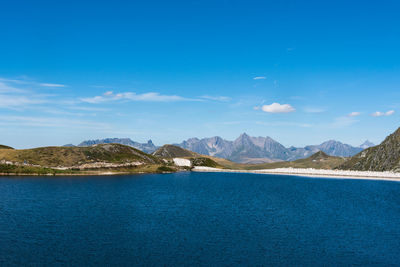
[1,172,400,266]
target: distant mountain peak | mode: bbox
[177,134,363,163]
[359,140,375,149]
[77,137,158,153]
[323,140,342,145]
[147,140,154,145]
[239,132,250,138]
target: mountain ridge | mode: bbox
[76,138,158,153]
[176,133,365,163]
[70,134,371,164]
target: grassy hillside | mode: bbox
[153,145,226,168]
[201,155,247,169]
[338,127,400,172]
[0,145,13,149]
[152,145,346,170]
[153,144,197,158]
[240,151,347,170]
[0,164,72,175]
[0,143,160,167]
[0,143,349,175]
[194,151,346,170]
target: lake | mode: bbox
[1,172,400,266]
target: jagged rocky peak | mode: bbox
[147,140,154,145]
[185,137,200,143]
[235,132,251,142]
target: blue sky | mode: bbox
[1,0,400,148]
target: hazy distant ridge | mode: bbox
[77,138,158,154]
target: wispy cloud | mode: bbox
[0,82,26,93]
[329,116,358,128]
[0,79,51,109]
[0,95,46,108]
[0,78,30,85]
[39,83,66,87]
[347,111,361,117]
[371,110,395,117]
[201,95,231,102]
[0,77,67,88]
[81,91,191,104]
[0,78,69,111]
[253,76,266,80]
[68,106,109,112]
[260,103,295,113]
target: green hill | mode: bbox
[244,151,346,170]
[0,145,13,149]
[0,143,160,167]
[153,144,197,158]
[152,145,346,170]
[153,145,223,168]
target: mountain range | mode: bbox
[175,133,373,163]
[76,138,158,154]
[71,134,374,164]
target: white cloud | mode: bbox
[347,112,361,117]
[261,103,295,113]
[253,76,266,80]
[39,83,66,87]
[371,112,384,117]
[81,91,190,103]
[371,110,395,117]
